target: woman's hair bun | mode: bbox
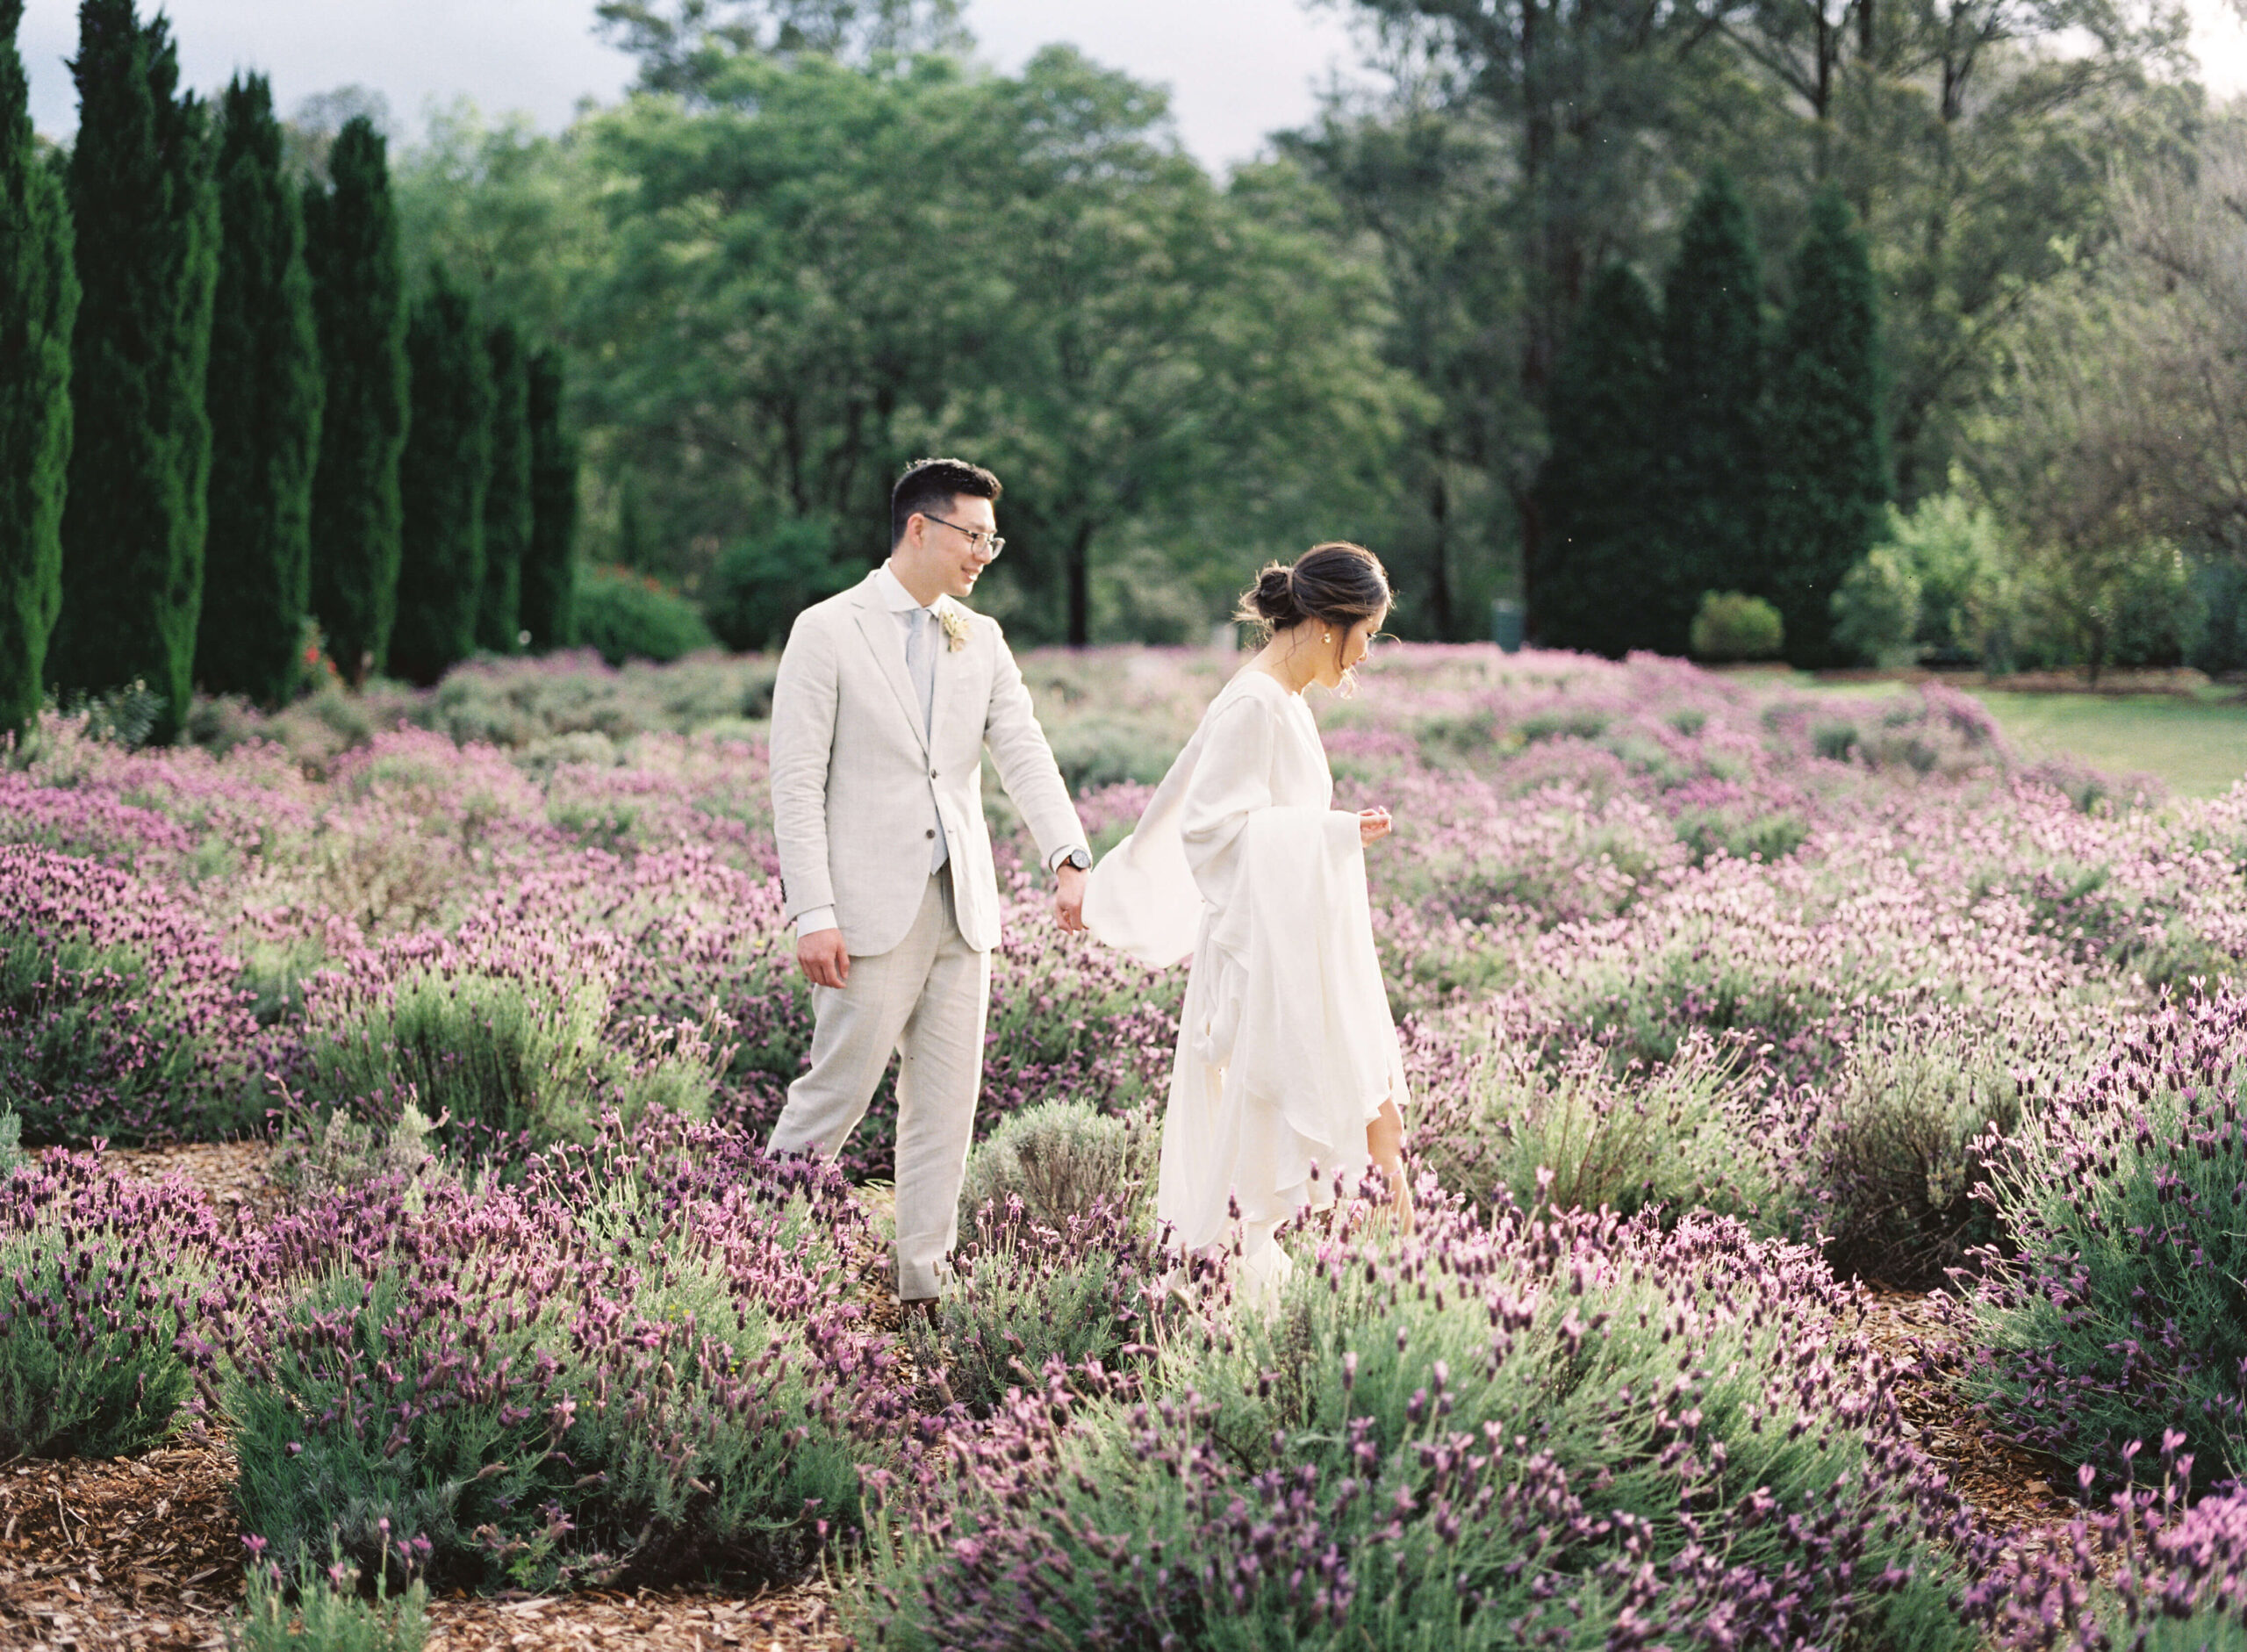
[1234,543,1390,638]
[1241,563,1303,628]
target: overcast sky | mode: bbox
[15,0,1374,169]
[17,0,2247,167]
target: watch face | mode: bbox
[1067,849,1092,870]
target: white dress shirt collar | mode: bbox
[875,562,938,614]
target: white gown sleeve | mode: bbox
[1178,695,1278,915]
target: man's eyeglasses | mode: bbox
[923,512,1004,558]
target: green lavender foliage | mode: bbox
[304,118,408,686]
[1767,188,1887,668]
[197,72,324,707]
[0,0,76,739]
[520,347,578,650]
[1659,167,1766,658]
[297,966,713,1155]
[48,0,218,741]
[1532,263,1663,657]
[390,265,491,686]
[0,1160,214,1459]
[233,1553,428,1652]
[476,319,531,654]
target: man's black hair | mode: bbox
[891,457,1001,548]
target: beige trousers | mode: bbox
[768,873,990,1300]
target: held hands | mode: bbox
[1359,806,1392,848]
[1053,864,1088,933]
[797,929,851,989]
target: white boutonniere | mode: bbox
[937,602,972,652]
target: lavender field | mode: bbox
[10,643,2247,1648]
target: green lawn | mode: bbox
[1970,691,2247,798]
[1815,680,2247,797]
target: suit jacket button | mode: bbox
[929,769,937,779]
[925,829,936,839]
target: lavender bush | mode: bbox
[225,1111,906,1589]
[0,846,265,1145]
[0,1151,221,1458]
[294,918,721,1160]
[1408,1026,1794,1227]
[853,1199,1974,1650]
[23,643,2247,1632]
[1965,988,2247,1489]
[957,1097,1156,1228]
[902,1196,1165,1415]
[1813,1002,2104,1284]
[1963,1439,2247,1651]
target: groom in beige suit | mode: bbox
[767,457,1090,1310]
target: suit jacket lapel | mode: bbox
[929,600,975,752]
[851,581,930,755]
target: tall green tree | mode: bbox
[477,319,531,653]
[197,73,324,706]
[47,0,217,738]
[1533,263,1664,657]
[0,0,76,738]
[1767,187,1884,665]
[1659,167,1767,657]
[391,266,492,686]
[304,116,409,686]
[521,346,578,650]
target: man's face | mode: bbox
[918,493,999,600]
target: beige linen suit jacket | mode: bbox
[770,570,1081,957]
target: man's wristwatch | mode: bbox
[1059,847,1092,873]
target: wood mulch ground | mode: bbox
[1851,1285,2085,1567]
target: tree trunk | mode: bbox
[1426,456,1454,640]
[1067,519,1092,647]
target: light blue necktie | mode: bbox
[905,607,946,873]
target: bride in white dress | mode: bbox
[1085,543,1412,1292]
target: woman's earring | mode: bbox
[1323,630,1332,643]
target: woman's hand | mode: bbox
[1358,806,1392,848]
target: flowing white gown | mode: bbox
[1084,670,1408,1288]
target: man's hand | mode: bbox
[798,929,851,988]
[1359,807,1392,848]
[1053,864,1088,933]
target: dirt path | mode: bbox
[1851,1286,2085,1566]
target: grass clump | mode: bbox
[233,1550,429,1652]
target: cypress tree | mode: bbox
[197,73,323,707]
[476,319,531,654]
[47,0,218,739]
[0,0,77,739]
[1658,166,1767,658]
[304,117,408,686]
[390,265,491,686]
[521,346,578,650]
[1767,187,1887,667]
[1532,263,1664,657]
